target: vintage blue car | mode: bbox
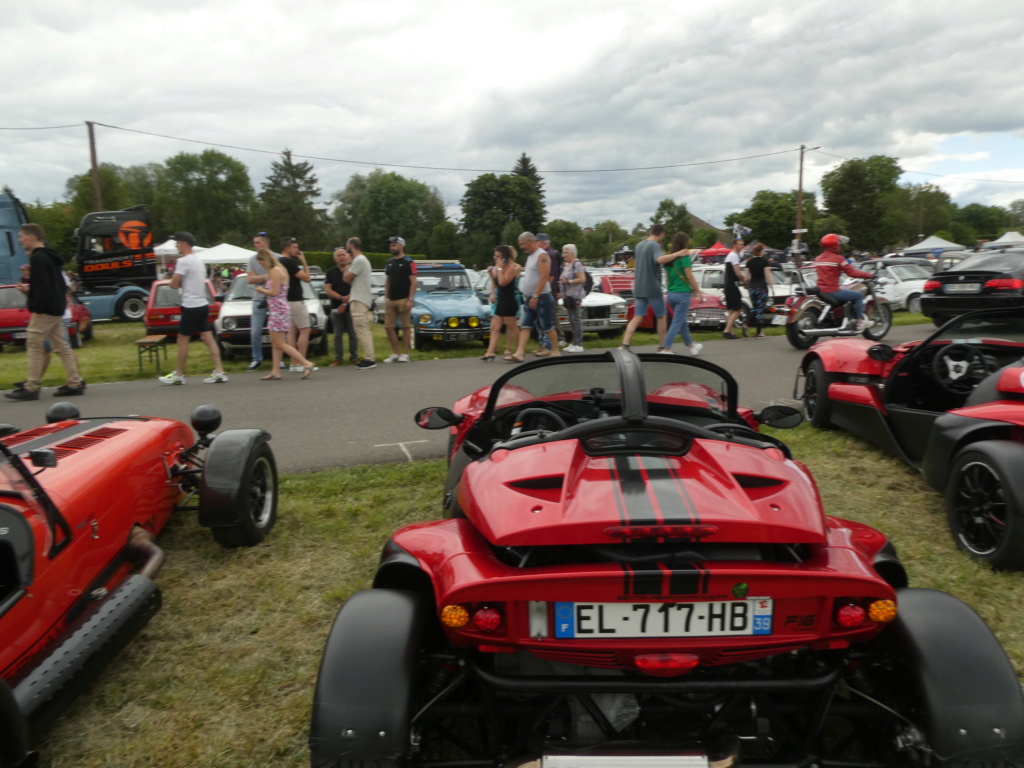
[375,261,490,347]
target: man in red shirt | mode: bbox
[813,233,873,330]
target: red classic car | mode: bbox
[144,279,221,340]
[796,307,1024,570]
[0,285,93,350]
[309,350,1024,767]
[0,403,276,765]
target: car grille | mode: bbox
[582,307,610,319]
[692,307,726,321]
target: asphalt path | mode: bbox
[1,324,932,473]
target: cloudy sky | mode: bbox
[4,0,1024,232]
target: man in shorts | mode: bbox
[506,232,559,362]
[722,238,746,339]
[158,233,228,385]
[279,237,313,370]
[382,236,417,363]
[619,224,667,350]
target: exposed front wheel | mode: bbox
[803,359,834,428]
[200,438,278,548]
[115,293,147,322]
[946,442,1024,570]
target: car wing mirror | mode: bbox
[415,406,464,430]
[867,344,896,362]
[29,448,57,469]
[753,405,803,429]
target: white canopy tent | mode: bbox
[153,238,205,256]
[902,235,964,255]
[984,231,1024,248]
[195,243,255,264]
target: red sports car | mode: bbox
[0,285,93,350]
[309,349,1024,767]
[796,307,1024,570]
[0,402,276,765]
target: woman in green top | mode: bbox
[659,232,704,355]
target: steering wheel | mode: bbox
[510,407,569,437]
[931,343,996,395]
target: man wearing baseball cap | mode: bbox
[382,236,416,363]
[157,232,229,385]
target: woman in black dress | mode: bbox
[744,243,774,338]
[481,245,522,360]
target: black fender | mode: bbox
[921,416,1023,495]
[197,429,272,528]
[889,587,1024,759]
[309,589,428,768]
[0,677,32,768]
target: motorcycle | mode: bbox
[782,275,893,349]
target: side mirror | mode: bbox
[29,448,57,469]
[867,344,896,362]
[754,405,803,430]
[414,406,464,430]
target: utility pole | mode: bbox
[792,144,819,266]
[86,121,104,211]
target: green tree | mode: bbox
[650,199,692,238]
[426,221,462,260]
[578,220,628,263]
[121,162,168,233]
[1008,199,1024,231]
[542,219,582,250]
[953,202,1008,240]
[259,149,327,247]
[880,183,953,248]
[162,150,255,244]
[64,163,131,221]
[724,190,818,249]
[24,200,78,253]
[691,228,718,248]
[332,169,447,253]
[819,155,902,251]
[512,152,546,225]
[460,173,545,241]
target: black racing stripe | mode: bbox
[613,454,658,524]
[668,561,710,596]
[623,563,664,596]
[607,457,629,525]
[642,456,699,524]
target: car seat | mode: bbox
[964,358,1024,407]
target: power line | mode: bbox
[0,123,83,130]
[811,148,1024,185]
[90,121,800,174]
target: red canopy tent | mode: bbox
[697,241,730,263]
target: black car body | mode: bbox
[921,249,1024,325]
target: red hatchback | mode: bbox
[0,284,93,350]
[144,279,221,340]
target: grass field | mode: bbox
[33,422,1024,768]
[0,311,931,387]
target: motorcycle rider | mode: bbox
[813,234,873,331]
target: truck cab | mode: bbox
[74,206,157,322]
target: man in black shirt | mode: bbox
[279,237,313,370]
[324,247,358,365]
[382,236,417,363]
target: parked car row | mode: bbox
[0,285,93,350]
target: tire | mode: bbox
[861,302,892,341]
[803,359,834,428]
[906,293,922,314]
[309,589,429,768]
[946,443,1024,570]
[82,321,94,342]
[203,440,278,548]
[114,293,147,322]
[785,311,817,350]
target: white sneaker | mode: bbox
[383,353,400,363]
[856,318,870,331]
[204,370,229,384]
[158,372,185,385]
[397,354,410,363]
[569,344,585,353]
[690,343,703,356]
[558,340,568,348]
[658,347,675,355]
[289,365,303,372]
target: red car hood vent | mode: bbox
[461,439,826,547]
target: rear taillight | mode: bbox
[924,280,941,293]
[440,602,505,633]
[985,278,1024,291]
[833,598,897,629]
[604,524,719,540]
[634,652,701,677]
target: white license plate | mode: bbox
[944,283,981,293]
[12,332,26,339]
[772,315,788,325]
[172,314,182,321]
[554,599,772,638]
